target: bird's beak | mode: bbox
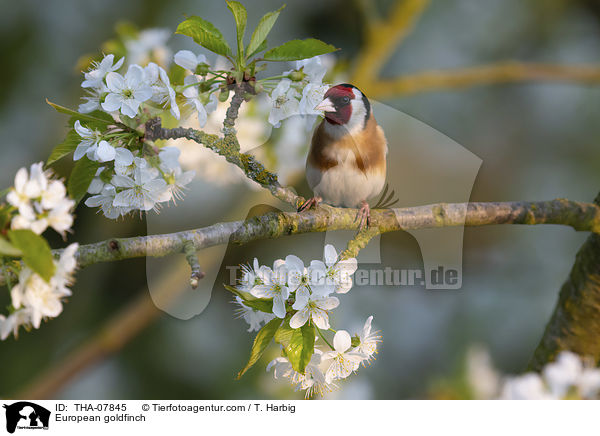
[315,98,335,112]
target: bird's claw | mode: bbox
[355,201,371,230]
[298,196,322,212]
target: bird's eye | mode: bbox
[342,96,351,104]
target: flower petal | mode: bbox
[311,308,330,330]
[323,244,338,266]
[272,294,287,318]
[333,330,351,353]
[318,296,340,311]
[290,308,309,329]
[96,141,116,163]
[174,50,199,70]
[105,72,125,93]
[102,93,123,112]
[115,147,134,167]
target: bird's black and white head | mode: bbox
[315,84,371,135]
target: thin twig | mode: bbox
[183,240,204,289]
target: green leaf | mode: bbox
[285,324,315,374]
[176,16,232,57]
[274,320,315,373]
[226,1,247,60]
[247,38,268,60]
[237,317,283,379]
[0,237,22,257]
[68,156,100,204]
[246,5,285,58]
[223,284,273,313]
[274,319,294,347]
[47,130,80,166]
[7,230,55,282]
[263,38,338,61]
[46,99,114,126]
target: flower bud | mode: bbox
[195,62,210,76]
[288,70,305,82]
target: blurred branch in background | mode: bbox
[364,62,600,98]
[351,0,430,87]
[351,0,600,99]
[15,260,191,399]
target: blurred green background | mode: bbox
[1,0,600,399]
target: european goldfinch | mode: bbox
[299,84,388,229]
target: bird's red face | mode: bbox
[315,85,356,125]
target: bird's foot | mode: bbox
[298,196,322,212]
[355,200,371,230]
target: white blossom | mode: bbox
[268,79,300,127]
[290,292,339,330]
[0,309,32,340]
[154,147,194,203]
[466,349,600,400]
[125,28,171,67]
[6,243,78,335]
[353,316,381,364]
[144,62,180,119]
[111,168,167,212]
[238,258,269,292]
[79,86,107,114]
[102,65,153,118]
[500,373,553,400]
[299,83,329,116]
[174,50,208,72]
[250,266,290,318]
[284,254,312,294]
[296,56,328,84]
[52,243,79,295]
[233,297,275,332]
[85,185,124,219]
[543,351,600,399]
[322,330,366,383]
[7,163,74,236]
[323,244,358,294]
[82,54,124,89]
[182,75,218,127]
[160,167,195,203]
[46,198,76,236]
[73,120,103,161]
[465,346,501,400]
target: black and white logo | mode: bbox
[3,402,50,434]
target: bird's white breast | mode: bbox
[306,149,385,208]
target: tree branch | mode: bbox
[2,199,597,286]
[223,83,249,137]
[529,195,600,370]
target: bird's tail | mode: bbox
[372,183,399,209]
